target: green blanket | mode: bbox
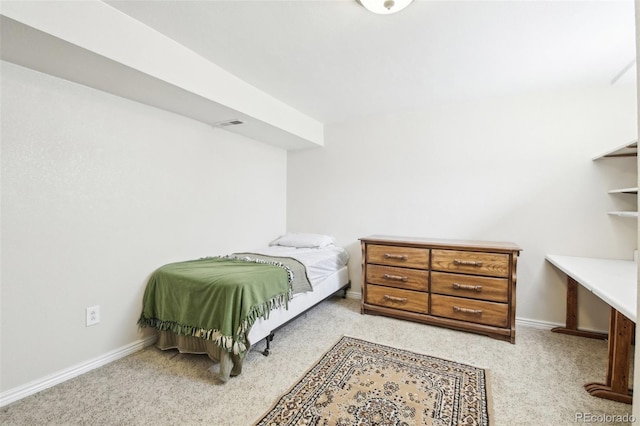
[138,256,293,356]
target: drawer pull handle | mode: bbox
[384,253,408,260]
[453,306,482,315]
[452,283,483,292]
[453,259,483,267]
[383,294,408,303]
[383,274,409,282]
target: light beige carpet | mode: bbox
[255,336,491,425]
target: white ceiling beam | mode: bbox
[0,0,324,150]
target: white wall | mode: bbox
[0,61,287,392]
[288,85,637,332]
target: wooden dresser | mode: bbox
[361,235,521,343]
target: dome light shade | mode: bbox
[357,0,414,15]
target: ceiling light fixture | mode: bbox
[357,0,414,15]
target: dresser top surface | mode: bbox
[360,235,522,253]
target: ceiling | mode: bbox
[106,0,637,125]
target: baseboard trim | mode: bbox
[515,317,563,330]
[0,335,157,408]
[515,317,608,335]
[345,290,361,300]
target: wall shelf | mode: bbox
[593,140,638,160]
[593,140,637,219]
[607,211,639,218]
[593,140,638,219]
[608,187,638,195]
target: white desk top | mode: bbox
[546,254,638,322]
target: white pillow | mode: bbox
[269,233,335,248]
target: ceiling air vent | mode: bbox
[213,119,244,127]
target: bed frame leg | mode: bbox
[262,332,275,356]
[342,282,351,299]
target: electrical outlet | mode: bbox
[86,305,100,327]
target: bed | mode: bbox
[138,233,350,382]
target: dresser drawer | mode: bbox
[431,294,508,327]
[431,271,508,303]
[432,249,509,277]
[365,284,428,314]
[367,245,429,269]
[366,264,428,291]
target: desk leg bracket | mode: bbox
[584,383,633,405]
[583,309,634,404]
[551,277,608,340]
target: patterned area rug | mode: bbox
[255,336,492,426]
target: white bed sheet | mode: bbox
[247,266,350,347]
[245,245,349,284]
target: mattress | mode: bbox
[245,245,350,284]
[247,265,350,347]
